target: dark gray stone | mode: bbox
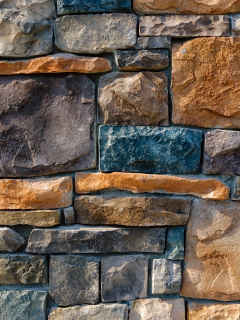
[0,227,25,252]
[63,207,75,225]
[136,36,171,49]
[232,176,240,201]
[165,227,185,260]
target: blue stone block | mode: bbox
[165,227,185,260]
[99,126,202,174]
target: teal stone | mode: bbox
[165,227,185,260]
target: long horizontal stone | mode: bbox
[26,225,166,254]
[136,36,171,49]
[0,228,25,252]
[188,301,240,319]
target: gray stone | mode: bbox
[26,225,166,254]
[230,14,240,35]
[0,227,25,252]
[55,14,137,54]
[63,207,75,225]
[49,255,99,306]
[136,36,171,49]
[233,177,240,201]
[165,227,185,260]
[101,255,148,302]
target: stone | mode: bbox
[172,37,240,128]
[0,0,55,58]
[101,255,148,302]
[49,255,99,306]
[48,304,128,320]
[0,290,47,320]
[0,177,72,210]
[115,50,169,71]
[152,259,182,294]
[0,254,47,284]
[0,54,112,75]
[231,14,240,35]
[55,14,137,54]
[75,196,191,226]
[139,15,229,37]
[98,72,169,126]
[0,74,95,177]
[99,126,202,174]
[26,225,166,254]
[0,228,25,252]
[136,36,171,49]
[63,207,75,225]
[233,177,240,201]
[165,227,185,260]
[129,298,185,320]
[75,172,230,200]
[181,199,240,301]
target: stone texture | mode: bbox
[152,259,182,294]
[98,72,168,126]
[75,196,191,226]
[0,0,55,58]
[26,225,166,254]
[0,54,112,75]
[63,207,75,225]
[55,14,137,54]
[0,254,47,284]
[99,126,202,174]
[172,37,240,128]
[49,255,99,306]
[0,290,47,320]
[136,36,171,49]
[101,255,148,302]
[0,74,95,177]
[181,199,240,301]
[233,177,240,201]
[231,14,240,35]
[139,15,229,37]
[165,227,185,260]
[0,228,25,252]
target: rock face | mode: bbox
[172,37,240,128]
[0,228,25,252]
[55,14,137,54]
[101,255,148,302]
[136,36,171,49]
[49,256,99,306]
[99,126,202,174]
[0,74,95,177]
[0,0,55,58]
[231,14,240,35]
[233,177,240,201]
[165,227,185,260]
[75,196,191,226]
[98,72,168,126]
[63,207,75,225]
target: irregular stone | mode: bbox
[0,0,55,58]
[139,15,229,37]
[26,225,166,254]
[152,259,182,294]
[63,207,75,225]
[101,255,148,302]
[75,196,191,226]
[55,14,137,54]
[172,37,240,128]
[0,54,112,75]
[0,290,47,320]
[0,74,95,177]
[181,199,240,300]
[233,177,240,201]
[165,227,185,260]
[49,255,99,306]
[231,14,240,35]
[0,228,25,252]
[0,177,72,210]
[99,126,202,174]
[98,72,168,126]
[0,254,47,284]
[136,36,171,49]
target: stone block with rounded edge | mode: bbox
[188,301,240,319]
[165,227,185,260]
[136,36,171,49]
[0,228,25,252]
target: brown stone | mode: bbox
[75,172,229,201]
[172,37,240,128]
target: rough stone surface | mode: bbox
[139,15,229,37]
[231,14,240,35]
[26,225,166,254]
[75,196,191,226]
[63,207,75,225]
[233,177,240,201]
[136,36,171,49]
[55,14,137,54]
[49,255,99,306]
[165,227,185,260]
[98,72,168,126]
[0,0,55,58]
[0,74,95,177]
[172,37,240,128]
[99,126,202,174]
[181,199,240,301]
[0,228,25,252]
[101,255,148,302]
[152,259,182,294]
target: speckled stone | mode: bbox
[136,36,171,49]
[165,227,185,260]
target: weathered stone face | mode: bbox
[136,36,171,49]
[233,177,240,201]
[63,207,75,225]
[231,14,240,35]
[0,228,25,252]
[165,227,185,260]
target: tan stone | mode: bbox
[0,177,72,210]
[0,54,112,75]
[172,37,240,128]
[75,172,229,200]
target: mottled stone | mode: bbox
[49,255,99,306]
[0,228,25,252]
[63,207,75,225]
[75,196,191,226]
[165,227,185,260]
[231,14,240,35]
[0,74,95,177]
[101,255,148,302]
[100,126,202,174]
[27,225,166,254]
[233,177,240,201]
[98,72,168,126]
[0,0,55,58]
[136,36,171,49]
[55,14,137,54]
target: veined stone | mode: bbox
[165,227,185,260]
[0,228,25,252]
[136,36,171,49]
[63,207,75,225]
[233,177,240,201]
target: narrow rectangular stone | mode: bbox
[188,301,240,319]
[136,36,171,49]
[233,177,240,201]
[165,227,185,260]
[63,207,75,225]
[231,14,240,35]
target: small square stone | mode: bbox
[165,227,185,260]
[63,207,75,225]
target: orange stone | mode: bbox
[75,172,229,200]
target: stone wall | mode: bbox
[0,0,240,319]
